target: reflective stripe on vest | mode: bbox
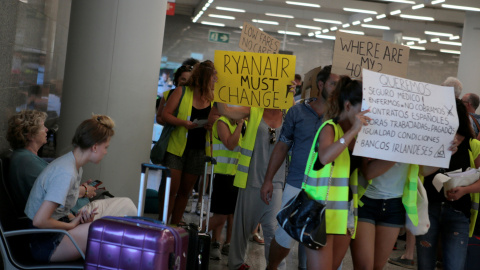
[468,139,480,237]
[234,107,264,188]
[302,120,354,235]
[212,116,242,175]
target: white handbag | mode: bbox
[406,178,430,236]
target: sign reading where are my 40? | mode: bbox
[209,30,230,43]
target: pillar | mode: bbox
[458,11,480,98]
[58,0,167,204]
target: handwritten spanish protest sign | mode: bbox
[214,50,296,109]
[239,22,281,54]
[353,69,458,168]
[332,31,410,79]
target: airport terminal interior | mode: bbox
[1,0,480,269]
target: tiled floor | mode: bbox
[147,202,413,270]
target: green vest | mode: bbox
[357,165,420,227]
[166,86,194,157]
[212,116,242,175]
[233,107,264,188]
[303,120,358,235]
[468,139,479,237]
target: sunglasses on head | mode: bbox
[268,127,276,144]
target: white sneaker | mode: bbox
[195,202,206,216]
[210,242,221,260]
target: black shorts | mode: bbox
[210,174,238,215]
[28,218,67,262]
[358,196,405,227]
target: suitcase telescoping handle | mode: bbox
[139,163,171,223]
[199,157,217,232]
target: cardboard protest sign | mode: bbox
[332,31,410,79]
[239,22,281,54]
[301,66,323,99]
[214,50,296,109]
[353,69,458,168]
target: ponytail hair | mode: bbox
[325,76,363,120]
[72,114,115,149]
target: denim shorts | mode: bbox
[358,196,405,227]
[163,148,205,175]
[28,218,66,262]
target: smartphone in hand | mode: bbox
[89,180,102,188]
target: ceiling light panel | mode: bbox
[376,14,386,19]
[441,4,480,12]
[313,18,342,24]
[339,30,365,35]
[364,17,373,22]
[382,0,415,3]
[278,30,301,36]
[266,13,294,18]
[390,10,401,15]
[344,8,378,14]
[208,14,235,20]
[431,0,445,4]
[440,49,461,54]
[425,31,453,37]
[408,46,426,50]
[399,14,434,21]
[315,34,336,40]
[296,24,322,30]
[403,36,421,41]
[201,21,225,27]
[361,24,391,30]
[437,40,462,46]
[215,6,245,13]
[412,4,424,10]
[286,1,320,8]
[252,19,279,25]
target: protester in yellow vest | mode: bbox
[217,102,286,270]
[302,76,370,270]
[156,58,198,125]
[161,60,217,224]
[204,116,245,260]
[351,158,419,270]
[416,99,480,270]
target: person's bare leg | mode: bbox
[351,221,376,270]
[402,230,415,260]
[266,238,291,270]
[332,233,351,269]
[202,214,227,235]
[226,214,234,244]
[306,234,335,270]
[373,226,401,270]
[50,223,91,262]
[171,172,198,224]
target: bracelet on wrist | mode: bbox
[82,185,88,198]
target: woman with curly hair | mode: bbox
[160,60,217,224]
[23,114,117,262]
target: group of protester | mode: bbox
[6,55,480,270]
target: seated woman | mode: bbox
[7,110,136,220]
[23,115,121,262]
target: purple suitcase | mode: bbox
[84,163,188,270]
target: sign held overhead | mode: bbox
[214,50,296,109]
[353,69,458,168]
[239,22,281,54]
[332,31,410,79]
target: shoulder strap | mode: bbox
[470,114,480,135]
[172,86,186,118]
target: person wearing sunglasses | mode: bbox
[217,91,294,270]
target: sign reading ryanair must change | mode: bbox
[214,50,296,109]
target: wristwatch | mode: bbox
[339,137,346,146]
